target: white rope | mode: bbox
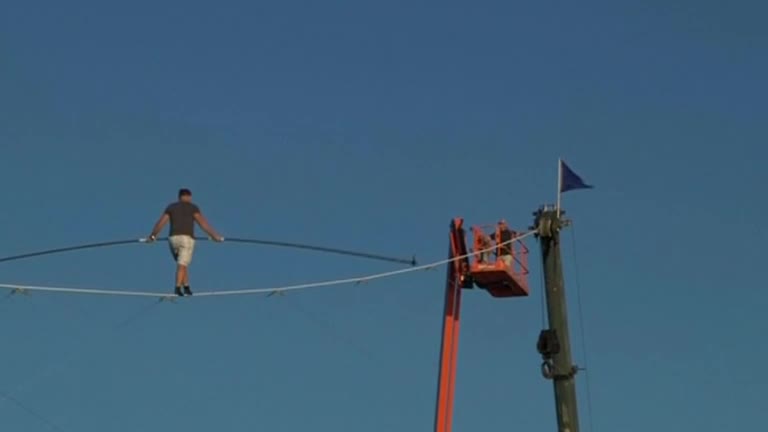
[0,230,537,299]
[0,285,173,299]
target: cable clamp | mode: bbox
[541,360,579,380]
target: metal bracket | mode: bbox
[532,206,566,238]
[541,360,579,381]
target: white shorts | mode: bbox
[168,235,195,266]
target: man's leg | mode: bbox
[176,265,187,288]
[169,236,190,296]
[182,266,191,295]
[178,236,195,295]
[169,237,183,296]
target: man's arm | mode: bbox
[194,212,223,241]
[147,213,170,241]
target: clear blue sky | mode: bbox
[1,1,765,431]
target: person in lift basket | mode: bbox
[147,188,224,296]
[491,220,513,268]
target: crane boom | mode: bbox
[434,218,470,432]
[434,218,529,431]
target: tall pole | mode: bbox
[534,205,580,432]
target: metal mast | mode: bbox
[534,205,580,432]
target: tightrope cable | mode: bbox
[0,236,416,266]
[0,231,537,299]
[569,223,596,432]
[0,391,67,432]
[223,237,416,266]
[0,239,141,264]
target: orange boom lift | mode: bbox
[434,218,529,432]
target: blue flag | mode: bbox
[560,160,593,193]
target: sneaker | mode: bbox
[174,287,184,296]
[183,286,193,296]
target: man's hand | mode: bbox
[148,213,169,243]
[194,212,223,243]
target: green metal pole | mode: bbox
[534,205,580,432]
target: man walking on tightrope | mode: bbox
[147,188,223,296]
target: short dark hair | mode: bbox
[178,188,192,198]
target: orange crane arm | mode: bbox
[434,218,471,432]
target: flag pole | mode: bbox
[556,158,562,217]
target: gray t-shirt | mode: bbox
[164,201,200,237]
